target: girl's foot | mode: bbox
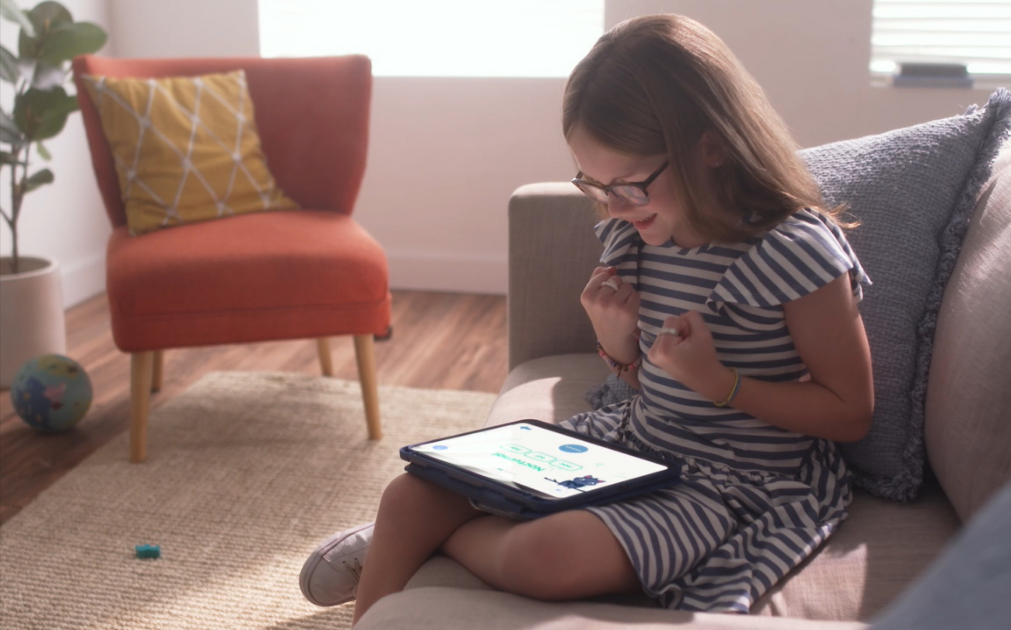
[299,522,374,606]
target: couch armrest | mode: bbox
[508,182,603,370]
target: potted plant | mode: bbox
[0,0,107,386]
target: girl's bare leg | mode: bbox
[441,509,640,600]
[351,473,485,625]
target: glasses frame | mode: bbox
[571,160,669,207]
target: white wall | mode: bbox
[2,0,1001,305]
[0,0,114,308]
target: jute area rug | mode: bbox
[0,372,496,630]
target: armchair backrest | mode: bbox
[72,55,372,228]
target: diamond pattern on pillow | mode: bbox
[83,70,298,235]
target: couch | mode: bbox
[356,95,1011,629]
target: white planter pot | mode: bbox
[1,256,67,388]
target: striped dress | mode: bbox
[560,208,870,613]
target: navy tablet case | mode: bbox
[400,419,680,520]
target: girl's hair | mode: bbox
[563,14,850,241]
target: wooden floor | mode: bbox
[0,290,508,526]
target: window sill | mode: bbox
[871,73,1011,92]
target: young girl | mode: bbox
[300,14,874,623]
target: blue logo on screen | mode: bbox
[559,444,588,454]
[433,445,448,450]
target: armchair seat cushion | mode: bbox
[106,209,390,351]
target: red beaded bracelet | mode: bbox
[596,341,642,373]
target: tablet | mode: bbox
[400,419,680,519]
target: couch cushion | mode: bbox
[924,140,1011,522]
[751,482,959,621]
[487,354,610,428]
[480,354,960,621]
[796,89,1011,501]
[405,485,958,623]
[406,555,492,592]
[865,480,1011,630]
[359,587,869,630]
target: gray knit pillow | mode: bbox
[800,89,1011,501]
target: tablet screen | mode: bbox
[411,422,669,500]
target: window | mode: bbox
[870,0,1011,87]
[257,0,604,78]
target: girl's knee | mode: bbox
[378,473,473,522]
[495,513,637,601]
[378,474,438,519]
[496,521,588,600]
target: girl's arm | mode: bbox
[648,274,874,442]
[581,266,642,390]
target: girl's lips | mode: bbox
[633,215,657,230]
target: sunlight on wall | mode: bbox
[257,0,604,77]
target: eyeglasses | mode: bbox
[571,161,669,207]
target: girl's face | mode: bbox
[568,125,706,248]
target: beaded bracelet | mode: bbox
[596,341,642,374]
[713,368,741,407]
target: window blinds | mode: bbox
[871,0,1011,79]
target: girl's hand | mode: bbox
[581,267,640,363]
[648,311,734,400]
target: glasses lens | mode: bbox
[610,185,650,206]
[573,181,609,204]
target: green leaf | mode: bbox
[35,140,50,160]
[18,2,74,60]
[0,45,19,84]
[27,2,73,29]
[0,108,24,146]
[0,127,22,145]
[24,167,54,193]
[37,22,106,66]
[0,0,35,37]
[18,22,39,58]
[12,86,78,141]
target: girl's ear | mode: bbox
[700,130,728,168]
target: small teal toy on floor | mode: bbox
[10,355,93,433]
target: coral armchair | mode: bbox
[72,55,390,462]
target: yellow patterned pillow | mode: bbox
[82,70,298,235]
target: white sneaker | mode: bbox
[299,522,374,607]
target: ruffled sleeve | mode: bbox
[594,218,642,287]
[705,209,871,314]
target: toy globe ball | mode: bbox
[10,354,93,433]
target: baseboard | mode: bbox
[61,254,106,309]
[387,252,507,295]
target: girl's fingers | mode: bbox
[682,310,710,341]
[657,315,682,340]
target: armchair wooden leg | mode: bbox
[130,352,154,463]
[151,350,164,392]
[316,337,334,377]
[353,334,382,440]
